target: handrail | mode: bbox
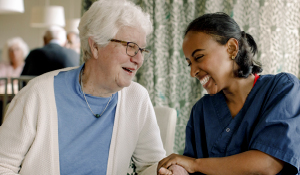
[0,76,35,124]
[11,76,36,96]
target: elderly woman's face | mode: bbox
[9,44,24,66]
[95,26,146,90]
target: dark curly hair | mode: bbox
[185,12,262,78]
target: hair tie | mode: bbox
[249,66,253,73]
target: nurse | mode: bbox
[158,12,300,175]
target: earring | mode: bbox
[231,56,235,60]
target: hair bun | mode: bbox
[241,31,246,38]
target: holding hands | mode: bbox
[158,165,189,175]
[157,154,195,175]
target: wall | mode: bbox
[0,0,82,60]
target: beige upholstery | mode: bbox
[154,106,177,155]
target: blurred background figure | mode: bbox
[65,18,81,54]
[0,37,29,94]
[0,37,28,123]
[65,31,80,54]
[21,26,79,76]
[0,37,29,79]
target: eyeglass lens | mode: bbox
[126,42,150,58]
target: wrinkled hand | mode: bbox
[158,165,189,175]
[157,153,197,174]
[168,165,189,175]
[158,167,173,175]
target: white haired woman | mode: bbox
[0,1,166,175]
[0,37,29,79]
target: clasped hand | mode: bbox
[157,153,196,175]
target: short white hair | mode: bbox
[1,37,29,64]
[78,0,153,62]
[44,26,67,46]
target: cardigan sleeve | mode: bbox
[131,93,166,174]
[0,70,64,175]
[0,84,38,174]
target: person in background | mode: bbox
[0,37,29,122]
[158,12,300,175]
[21,26,79,76]
[0,1,177,174]
[0,37,28,79]
[65,31,81,54]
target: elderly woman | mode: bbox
[158,12,300,175]
[0,1,166,175]
[0,37,28,79]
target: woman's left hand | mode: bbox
[168,165,189,175]
[157,153,197,174]
[158,165,189,175]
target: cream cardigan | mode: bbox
[0,67,165,175]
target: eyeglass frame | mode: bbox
[109,39,151,58]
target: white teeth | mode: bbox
[200,75,211,85]
[123,67,132,72]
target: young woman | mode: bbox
[158,12,300,175]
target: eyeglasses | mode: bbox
[109,39,151,59]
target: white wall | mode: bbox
[0,0,82,60]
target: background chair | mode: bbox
[11,76,35,97]
[154,106,177,156]
[0,77,8,124]
[1,76,35,124]
[2,103,10,123]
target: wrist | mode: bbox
[191,158,200,173]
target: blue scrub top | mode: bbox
[184,73,300,175]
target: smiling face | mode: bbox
[90,26,146,92]
[183,31,235,94]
